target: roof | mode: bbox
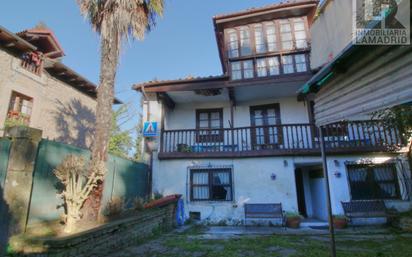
[17,27,65,59]
[213,0,319,73]
[0,25,121,104]
[132,75,229,91]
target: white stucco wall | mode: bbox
[152,153,411,223]
[164,97,310,130]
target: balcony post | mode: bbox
[319,126,337,257]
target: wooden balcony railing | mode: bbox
[159,121,404,159]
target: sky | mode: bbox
[0,0,282,150]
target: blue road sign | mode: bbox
[143,121,158,137]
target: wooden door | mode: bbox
[250,104,281,150]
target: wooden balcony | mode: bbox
[158,121,404,159]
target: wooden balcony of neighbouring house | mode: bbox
[158,120,405,159]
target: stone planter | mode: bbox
[286,217,301,228]
[333,218,348,229]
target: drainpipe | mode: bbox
[319,127,337,257]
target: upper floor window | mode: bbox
[265,22,278,52]
[196,109,223,142]
[227,29,239,58]
[231,60,254,80]
[282,55,294,74]
[295,54,307,72]
[280,20,293,51]
[7,91,33,126]
[293,18,308,49]
[239,27,252,56]
[254,24,266,54]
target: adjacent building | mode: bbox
[0,24,117,148]
[134,0,411,224]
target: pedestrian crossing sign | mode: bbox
[143,121,158,137]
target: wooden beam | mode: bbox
[157,92,176,110]
[228,87,236,106]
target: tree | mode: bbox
[76,0,164,219]
[109,104,133,158]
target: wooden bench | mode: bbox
[341,200,387,224]
[244,203,285,227]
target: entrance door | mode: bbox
[295,168,307,217]
[250,104,281,150]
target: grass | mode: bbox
[133,225,412,257]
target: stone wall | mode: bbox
[14,202,177,257]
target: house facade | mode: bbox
[134,1,411,224]
[0,25,112,149]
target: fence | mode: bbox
[0,136,149,226]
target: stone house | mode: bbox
[0,25,119,148]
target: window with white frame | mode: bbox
[190,168,233,201]
[265,22,277,52]
[231,61,242,80]
[243,60,254,79]
[293,18,307,49]
[254,24,266,54]
[239,27,252,56]
[280,19,293,51]
[268,57,280,75]
[227,29,239,58]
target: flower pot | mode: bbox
[286,217,301,228]
[333,218,348,229]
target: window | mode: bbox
[293,18,308,49]
[281,55,294,74]
[256,58,267,77]
[227,29,239,58]
[295,54,307,72]
[196,109,223,142]
[231,62,242,80]
[243,60,254,79]
[191,168,233,201]
[347,163,400,200]
[254,24,266,54]
[265,22,277,52]
[268,57,280,76]
[280,20,293,51]
[250,104,282,150]
[7,91,33,126]
[239,27,252,56]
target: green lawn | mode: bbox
[119,226,412,257]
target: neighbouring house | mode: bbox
[133,0,411,225]
[0,24,120,148]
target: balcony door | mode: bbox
[250,104,281,150]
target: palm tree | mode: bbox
[76,0,164,219]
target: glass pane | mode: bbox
[231,62,242,80]
[240,27,251,56]
[211,119,220,128]
[254,110,263,118]
[255,118,264,126]
[282,56,294,74]
[228,30,239,58]
[243,60,254,79]
[295,54,307,72]
[213,172,230,184]
[254,25,266,53]
[295,31,306,40]
[211,112,220,120]
[199,113,208,120]
[193,186,209,200]
[256,58,267,77]
[199,120,208,128]
[193,172,209,184]
[294,21,305,31]
[280,22,291,32]
[232,71,242,80]
[268,57,280,75]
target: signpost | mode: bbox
[143,121,158,137]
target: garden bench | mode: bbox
[341,200,388,224]
[244,203,285,227]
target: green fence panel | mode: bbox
[29,140,90,224]
[0,138,12,188]
[28,139,149,224]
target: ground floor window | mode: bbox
[347,163,400,200]
[190,168,233,201]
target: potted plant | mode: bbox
[333,215,348,229]
[286,212,303,228]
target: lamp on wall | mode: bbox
[334,160,340,167]
[334,172,342,178]
[271,173,277,180]
[283,160,288,167]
